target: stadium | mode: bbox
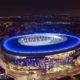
[0,15,80,80]
[1,32,80,80]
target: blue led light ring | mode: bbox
[2,33,80,55]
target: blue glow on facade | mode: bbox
[3,33,80,55]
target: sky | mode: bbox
[0,0,80,16]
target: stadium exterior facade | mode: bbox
[1,33,80,78]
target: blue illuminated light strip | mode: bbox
[3,33,80,54]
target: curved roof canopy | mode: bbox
[2,33,80,56]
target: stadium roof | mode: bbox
[2,33,80,56]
